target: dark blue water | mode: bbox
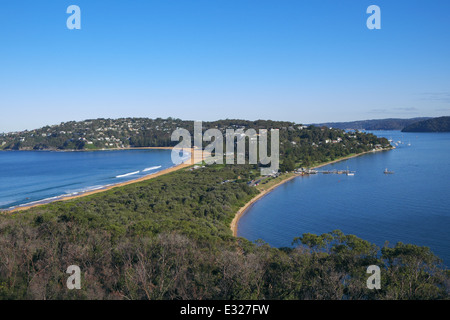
[0,149,180,210]
[238,131,450,265]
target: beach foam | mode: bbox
[116,171,140,178]
[143,165,162,172]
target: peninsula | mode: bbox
[0,118,446,301]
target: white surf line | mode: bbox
[143,165,162,172]
[116,171,140,178]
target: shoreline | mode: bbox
[7,147,201,213]
[230,174,298,237]
[230,147,393,237]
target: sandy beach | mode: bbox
[230,148,392,236]
[8,147,202,213]
[230,174,299,237]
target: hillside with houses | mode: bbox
[0,117,390,169]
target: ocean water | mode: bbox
[0,149,182,210]
[238,131,450,266]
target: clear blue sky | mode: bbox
[1,0,449,132]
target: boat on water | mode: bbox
[384,168,394,174]
[346,166,355,176]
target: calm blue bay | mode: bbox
[238,131,450,266]
[0,149,178,210]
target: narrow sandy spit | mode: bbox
[8,147,201,213]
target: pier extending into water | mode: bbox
[295,168,356,175]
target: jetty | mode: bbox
[295,168,356,175]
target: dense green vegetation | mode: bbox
[0,164,448,300]
[313,117,431,131]
[277,125,388,168]
[401,116,450,132]
[0,118,388,154]
[0,117,391,169]
[0,118,184,150]
[0,118,447,300]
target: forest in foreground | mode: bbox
[0,164,448,300]
[0,119,448,299]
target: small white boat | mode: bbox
[346,166,355,176]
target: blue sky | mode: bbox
[1,0,449,132]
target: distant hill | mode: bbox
[312,117,431,131]
[0,117,390,155]
[401,116,450,132]
[0,117,392,170]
